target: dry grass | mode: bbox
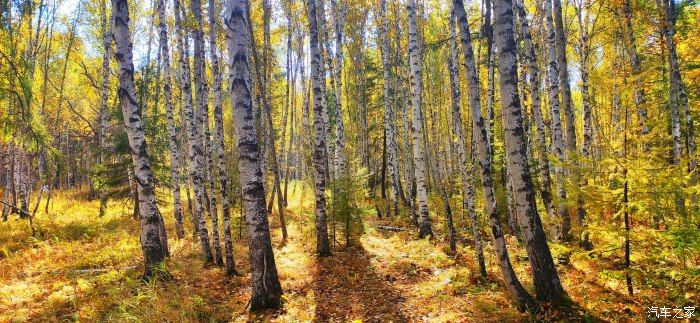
[0,186,696,322]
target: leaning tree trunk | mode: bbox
[448,8,486,276]
[493,0,568,304]
[544,0,570,241]
[111,0,169,277]
[209,0,236,272]
[245,0,288,241]
[173,0,214,263]
[407,0,433,238]
[157,0,185,239]
[224,0,283,309]
[307,0,331,256]
[514,0,556,220]
[452,0,535,310]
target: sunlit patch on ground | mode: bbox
[0,187,697,321]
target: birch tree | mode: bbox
[493,0,568,303]
[209,0,236,272]
[407,0,432,238]
[513,0,556,220]
[98,0,111,218]
[111,0,169,277]
[156,0,185,239]
[332,0,347,179]
[552,0,576,152]
[622,0,647,151]
[307,0,331,256]
[452,0,534,309]
[191,0,224,264]
[544,0,571,241]
[448,7,485,276]
[224,0,283,309]
[174,0,214,262]
[380,0,401,218]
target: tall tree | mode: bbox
[192,0,224,265]
[209,0,236,273]
[224,0,283,310]
[660,0,695,214]
[552,0,576,151]
[331,0,347,178]
[407,0,432,238]
[174,0,214,262]
[111,0,169,277]
[379,0,401,218]
[157,0,184,239]
[191,0,223,264]
[307,0,331,256]
[97,0,111,218]
[452,0,534,309]
[514,0,556,220]
[493,0,568,304]
[448,7,485,276]
[622,0,647,151]
[544,0,570,241]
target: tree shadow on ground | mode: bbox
[313,243,407,322]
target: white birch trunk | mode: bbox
[452,0,534,309]
[156,0,185,239]
[112,0,169,276]
[174,0,214,262]
[545,0,570,240]
[223,0,283,308]
[514,0,556,220]
[494,0,567,303]
[552,0,577,152]
[307,0,331,255]
[407,0,432,238]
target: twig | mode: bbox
[377,225,406,232]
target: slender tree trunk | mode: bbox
[622,82,633,296]
[661,0,695,215]
[380,0,401,218]
[111,0,169,277]
[622,0,647,152]
[98,0,111,218]
[209,0,236,271]
[2,143,14,221]
[190,0,223,266]
[307,0,331,256]
[514,0,556,220]
[332,0,347,178]
[224,0,283,309]
[544,0,570,241]
[448,8,485,271]
[407,0,432,238]
[552,0,576,152]
[174,0,214,263]
[453,0,534,310]
[156,0,185,239]
[494,0,568,304]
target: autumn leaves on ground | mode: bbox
[0,187,692,322]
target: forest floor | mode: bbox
[0,187,697,322]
